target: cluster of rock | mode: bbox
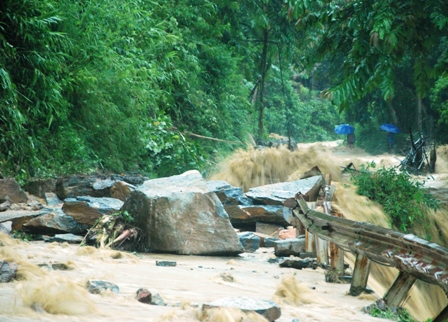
[0,170,326,321]
[0,170,324,256]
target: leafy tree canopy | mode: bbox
[285,0,448,109]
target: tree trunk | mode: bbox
[257,29,269,139]
[416,94,423,133]
[387,101,399,125]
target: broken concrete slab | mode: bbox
[203,296,281,321]
[245,175,324,205]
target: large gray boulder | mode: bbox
[121,170,244,256]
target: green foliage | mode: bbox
[431,72,448,139]
[12,230,37,242]
[285,0,448,110]
[112,210,134,223]
[144,115,215,177]
[0,0,253,179]
[351,162,439,233]
[3,0,446,182]
[0,0,71,175]
[367,305,416,322]
[265,95,341,143]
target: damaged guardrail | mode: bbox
[291,193,448,322]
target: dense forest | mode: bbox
[0,0,447,182]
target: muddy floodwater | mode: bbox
[0,237,395,322]
[1,140,448,321]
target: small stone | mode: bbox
[219,273,234,282]
[31,303,46,313]
[156,261,177,267]
[45,192,62,206]
[0,260,18,283]
[51,262,72,270]
[203,296,281,322]
[38,263,52,270]
[237,232,261,253]
[44,233,84,244]
[150,293,167,306]
[136,288,152,304]
[87,280,119,294]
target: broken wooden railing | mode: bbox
[291,193,448,322]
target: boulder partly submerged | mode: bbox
[121,170,244,256]
[245,175,324,205]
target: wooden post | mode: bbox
[349,254,371,296]
[305,202,316,253]
[330,213,345,276]
[296,218,306,236]
[305,230,315,253]
[315,235,328,265]
[433,304,448,322]
[314,203,328,266]
[383,271,416,308]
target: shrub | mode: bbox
[350,162,439,234]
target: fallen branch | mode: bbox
[182,131,241,144]
[81,211,144,251]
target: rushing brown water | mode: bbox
[1,140,447,321]
[211,140,448,321]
